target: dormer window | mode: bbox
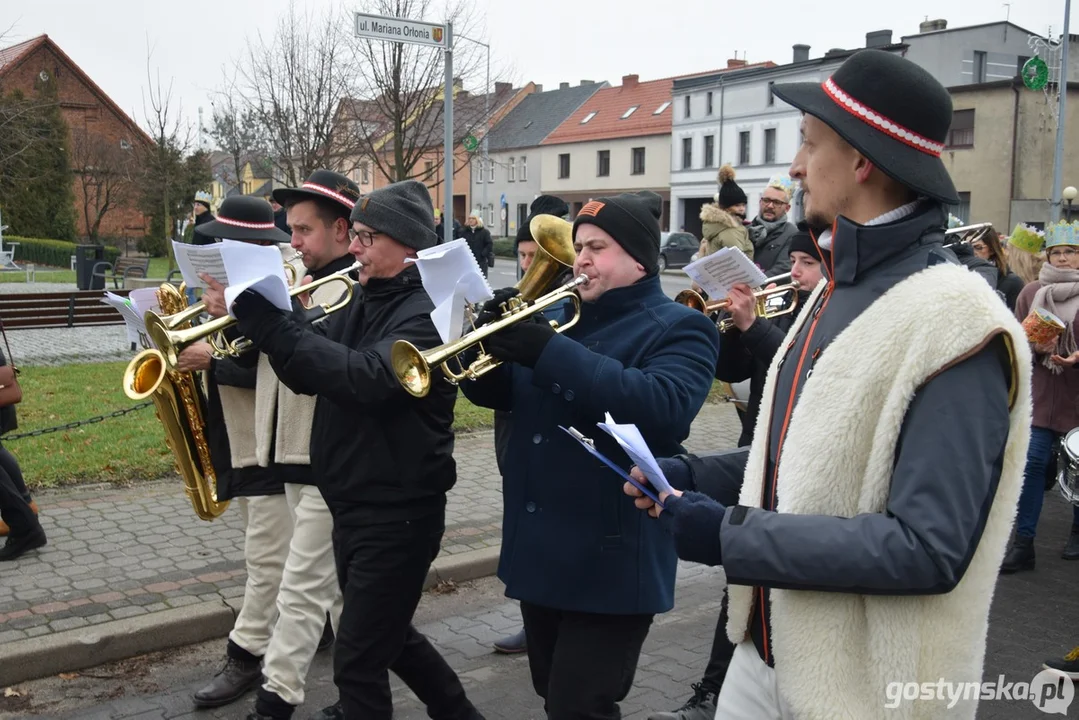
[653,101,671,115]
[621,106,639,119]
[581,111,598,124]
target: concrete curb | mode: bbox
[0,545,501,687]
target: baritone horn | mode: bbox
[675,273,801,332]
[391,214,583,398]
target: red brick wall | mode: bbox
[2,43,149,240]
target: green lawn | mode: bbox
[7,360,493,488]
[0,257,173,285]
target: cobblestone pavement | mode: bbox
[0,402,742,648]
[9,490,1079,720]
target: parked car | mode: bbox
[658,232,699,271]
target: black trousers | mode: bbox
[520,601,653,720]
[332,511,479,720]
[0,444,35,535]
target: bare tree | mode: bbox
[70,121,136,241]
[232,3,365,187]
[208,73,267,191]
[344,0,499,185]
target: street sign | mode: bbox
[463,134,479,152]
[1022,56,1049,90]
[500,207,507,221]
[354,12,446,48]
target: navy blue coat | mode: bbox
[462,274,719,615]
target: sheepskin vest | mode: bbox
[727,263,1032,720]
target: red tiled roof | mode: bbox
[542,63,776,146]
[0,35,47,76]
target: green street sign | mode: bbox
[463,134,479,152]
[1022,56,1049,91]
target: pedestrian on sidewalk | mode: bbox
[226,180,484,720]
[462,212,494,278]
[463,191,720,719]
[0,338,45,561]
[625,50,1031,720]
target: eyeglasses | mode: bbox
[348,228,382,247]
[1049,247,1079,258]
[760,198,789,208]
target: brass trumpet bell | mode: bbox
[675,274,801,332]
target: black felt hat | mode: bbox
[516,195,570,249]
[772,49,959,205]
[272,169,362,217]
[193,196,292,244]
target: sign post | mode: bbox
[355,12,453,243]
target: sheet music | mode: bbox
[100,292,146,345]
[172,241,228,288]
[682,246,768,300]
[559,425,666,507]
[596,412,675,496]
[406,239,494,343]
[224,275,292,317]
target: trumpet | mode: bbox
[675,273,800,332]
[146,262,360,368]
[943,222,993,248]
[391,214,581,398]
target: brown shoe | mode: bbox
[0,500,39,537]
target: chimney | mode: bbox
[560,82,570,90]
[580,79,594,86]
[824,48,846,57]
[865,30,892,48]
[919,18,947,33]
[535,84,543,93]
[793,44,811,63]
[494,81,511,95]
[622,74,639,88]
[727,58,748,69]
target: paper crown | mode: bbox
[947,213,964,229]
[1009,223,1046,254]
[1046,220,1079,249]
[766,174,794,200]
[194,190,212,206]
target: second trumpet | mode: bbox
[675,274,800,332]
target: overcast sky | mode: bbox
[3,0,1069,145]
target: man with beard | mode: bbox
[747,176,797,276]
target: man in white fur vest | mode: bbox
[625,50,1033,720]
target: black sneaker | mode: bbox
[308,701,343,720]
[1044,646,1079,680]
[646,682,718,720]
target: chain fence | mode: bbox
[3,402,153,441]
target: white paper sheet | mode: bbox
[406,239,494,343]
[224,275,292,317]
[172,241,228,288]
[172,240,292,315]
[681,246,768,300]
[596,412,675,496]
[100,292,146,345]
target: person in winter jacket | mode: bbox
[626,50,1031,720]
[746,176,798,276]
[1001,219,1079,573]
[462,212,494,277]
[971,226,1023,310]
[191,190,216,246]
[462,191,719,720]
[0,345,44,562]
[224,180,485,720]
[699,165,752,259]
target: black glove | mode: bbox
[657,491,726,567]
[233,289,287,349]
[474,287,521,329]
[483,320,556,368]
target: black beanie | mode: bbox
[789,230,822,262]
[571,191,662,274]
[349,180,438,251]
[717,164,748,208]
[516,195,570,249]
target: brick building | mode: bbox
[0,34,150,240]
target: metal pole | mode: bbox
[482,42,489,224]
[443,22,454,244]
[1051,0,1071,223]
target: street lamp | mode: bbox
[1065,186,1078,222]
[455,33,491,228]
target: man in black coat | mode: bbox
[221,180,484,720]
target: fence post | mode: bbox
[67,294,76,327]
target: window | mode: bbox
[581,111,598,124]
[767,82,775,107]
[739,131,751,165]
[684,95,691,118]
[597,150,610,177]
[517,203,529,230]
[682,138,693,169]
[509,157,516,182]
[621,106,639,119]
[706,91,714,115]
[559,153,571,179]
[520,156,528,181]
[425,160,434,178]
[973,51,987,83]
[631,147,646,175]
[947,109,975,148]
[361,162,370,184]
[764,128,776,164]
[654,101,671,115]
[488,204,495,227]
[947,192,972,223]
[488,159,495,183]
[704,135,715,168]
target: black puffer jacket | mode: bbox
[238,265,457,526]
[951,242,1000,291]
[462,225,494,270]
[191,211,216,246]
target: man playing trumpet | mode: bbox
[461,192,719,720]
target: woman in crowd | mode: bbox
[971,227,1024,310]
[0,343,46,561]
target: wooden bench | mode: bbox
[91,256,151,289]
[0,290,130,329]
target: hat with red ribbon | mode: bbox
[193,196,292,244]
